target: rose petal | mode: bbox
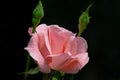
[72,52,89,68]
[58,52,89,74]
[48,25,75,54]
[58,59,81,73]
[48,27,66,54]
[76,37,88,52]
[45,53,71,70]
[24,34,51,73]
[49,25,75,39]
[65,37,88,55]
[36,24,52,54]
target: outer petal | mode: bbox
[76,37,88,52]
[72,52,89,68]
[45,53,71,70]
[65,37,88,55]
[24,33,51,73]
[58,59,81,73]
[58,52,89,73]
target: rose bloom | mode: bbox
[25,24,89,74]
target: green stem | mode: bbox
[77,31,81,37]
[24,54,31,80]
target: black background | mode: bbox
[1,0,120,80]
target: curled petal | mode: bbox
[58,52,89,73]
[48,27,66,54]
[24,34,51,73]
[36,24,52,54]
[72,52,89,68]
[58,59,81,73]
[76,37,88,52]
[45,53,71,70]
[65,37,88,55]
[48,25,75,54]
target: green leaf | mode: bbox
[18,66,39,76]
[26,66,39,75]
[78,3,93,36]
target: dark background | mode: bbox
[1,0,120,80]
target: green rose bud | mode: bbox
[78,4,93,36]
[32,0,44,33]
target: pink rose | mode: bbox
[25,24,89,74]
